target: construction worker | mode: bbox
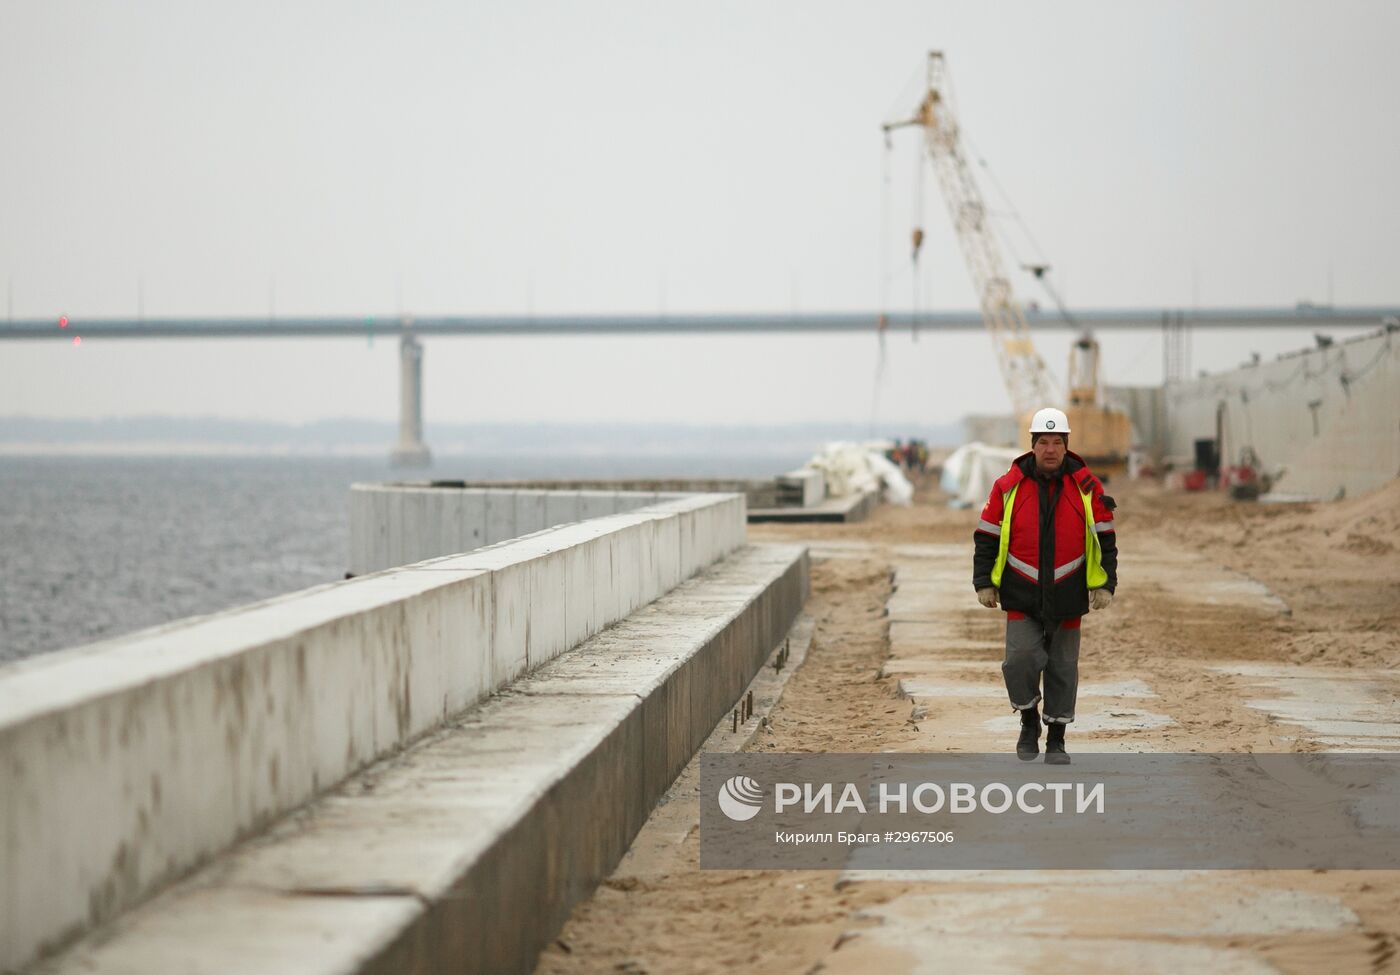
[971,408,1118,765]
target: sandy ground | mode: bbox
[536,474,1400,975]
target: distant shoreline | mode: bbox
[0,417,961,458]
[0,442,839,458]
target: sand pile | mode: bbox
[1314,475,1400,556]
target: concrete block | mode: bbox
[526,548,569,669]
[417,490,442,557]
[780,468,826,507]
[489,562,531,687]
[611,493,640,515]
[604,525,636,621]
[372,488,393,574]
[405,572,493,726]
[533,522,594,647]
[588,529,621,635]
[577,490,618,520]
[544,491,582,530]
[484,490,517,545]
[410,537,551,689]
[421,490,441,560]
[457,489,488,554]
[514,490,548,536]
[429,490,461,556]
[563,536,599,649]
[348,488,371,575]
[649,510,683,595]
[616,517,652,616]
[676,507,701,580]
[384,490,405,569]
[400,490,427,566]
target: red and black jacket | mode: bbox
[972,450,1118,622]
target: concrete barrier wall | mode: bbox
[36,543,809,975]
[349,485,686,576]
[1165,326,1400,498]
[371,544,810,975]
[0,492,745,972]
[1106,384,1167,458]
[367,478,795,523]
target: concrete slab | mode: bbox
[899,678,1158,700]
[1307,737,1400,750]
[748,488,879,523]
[825,535,1378,975]
[887,627,999,652]
[1210,663,1394,681]
[983,707,1175,733]
[854,884,1357,939]
[1210,663,1400,748]
[890,543,966,559]
[1245,699,1400,723]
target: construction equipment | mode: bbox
[883,51,1132,474]
[1223,446,1272,501]
[1064,329,1133,474]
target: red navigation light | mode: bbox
[59,316,69,328]
[72,336,82,346]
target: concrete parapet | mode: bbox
[37,544,809,975]
[348,484,688,576]
[395,477,801,517]
[0,494,744,972]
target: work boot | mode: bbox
[1044,722,1070,765]
[1016,708,1040,761]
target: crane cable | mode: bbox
[961,128,1071,320]
[871,135,893,437]
[910,141,925,343]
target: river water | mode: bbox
[0,452,802,663]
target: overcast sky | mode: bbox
[1,1,1396,428]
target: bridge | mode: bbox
[5,305,1395,466]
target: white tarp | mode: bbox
[804,441,914,506]
[865,451,914,506]
[940,442,1020,508]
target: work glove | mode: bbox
[977,587,999,609]
[1090,589,1113,611]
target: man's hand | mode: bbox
[977,587,999,609]
[1090,589,1113,611]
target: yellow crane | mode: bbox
[883,50,1131,473]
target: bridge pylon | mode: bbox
[390,330,431,468]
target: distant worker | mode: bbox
[971,408,1118,764]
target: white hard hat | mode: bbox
[1029,407,1070,435]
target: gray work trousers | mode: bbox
[1002,616,1081,724]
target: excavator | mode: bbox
[883,50,1132,475]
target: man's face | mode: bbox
[1033,434,1067,473]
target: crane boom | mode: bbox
[885,51,1056,419]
